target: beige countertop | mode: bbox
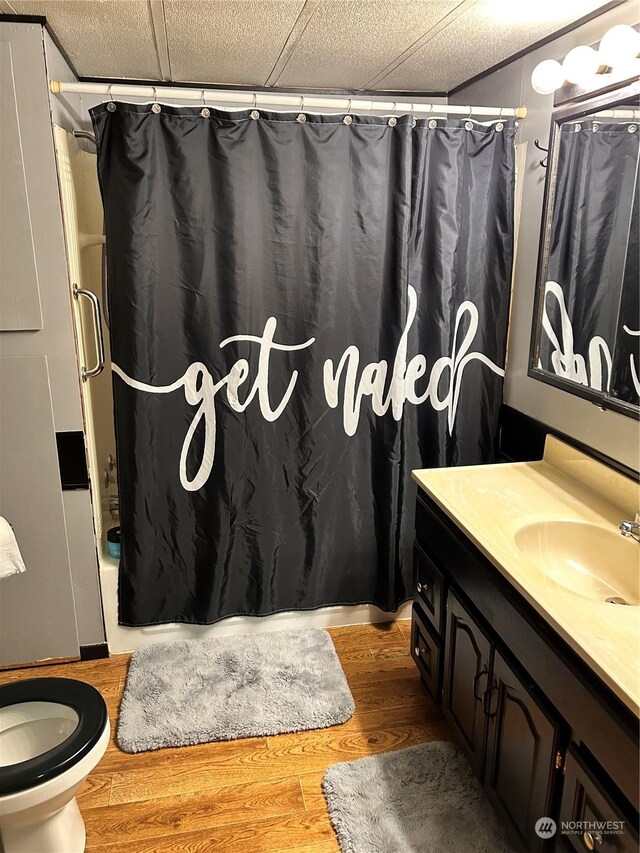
[412,436,640,715]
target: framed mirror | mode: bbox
[529,80,640,419]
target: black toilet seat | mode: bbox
[0,678,108,796]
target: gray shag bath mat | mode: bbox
[117,628,355,753]
[323,740,515,853]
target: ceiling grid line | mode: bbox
[148,0,172,81]
[363,0,480,90]
[265,0,322,87]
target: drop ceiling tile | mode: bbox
[8,0,161,80]
[375,0,613,91]
[276,0,461,90]
[164,0,306,86]
[4,0,619,91]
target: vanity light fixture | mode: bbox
[531,23,640,94]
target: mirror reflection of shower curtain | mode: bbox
[540,121,639,401]
[611,167,640,404]
[92,104,515,627]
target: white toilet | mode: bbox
[0,678,110,853]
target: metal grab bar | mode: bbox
[73,130,96,146]
[73,284,105,381]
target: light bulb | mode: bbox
[562,46,601,84]
[531,60,565,95]
[598,25,640,68]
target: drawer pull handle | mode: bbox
[414,645,429,661]
[583,832,603,850]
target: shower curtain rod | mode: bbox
[585,109,640,119]
[50,81,527,119]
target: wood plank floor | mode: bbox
[0,620,452,852]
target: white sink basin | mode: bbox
[515,521,640,606]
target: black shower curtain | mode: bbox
[92,103,515,626]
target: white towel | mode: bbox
[0,517,27,579]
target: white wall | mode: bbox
[450,2,640,472]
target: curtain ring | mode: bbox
[200,89,211,118]
[300,94,305,112]
[392,101,397,115]
[347,98,352,114]
[467,105,473,120]
[253,92,257,110]
[106,83,116,111]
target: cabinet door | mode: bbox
[0,39,43,330]
[558,747,638,853]
[484,650,562,853]
[0,357,80,664]
[442,591,491,779]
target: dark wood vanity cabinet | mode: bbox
[411,492,639,853]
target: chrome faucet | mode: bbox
[619,512,640,542]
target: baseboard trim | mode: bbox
[0,655,79,672]
[79,642,110,661]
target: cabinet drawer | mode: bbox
[559,747,638,853]
[413,542,445,636]
[410,604,442,702]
